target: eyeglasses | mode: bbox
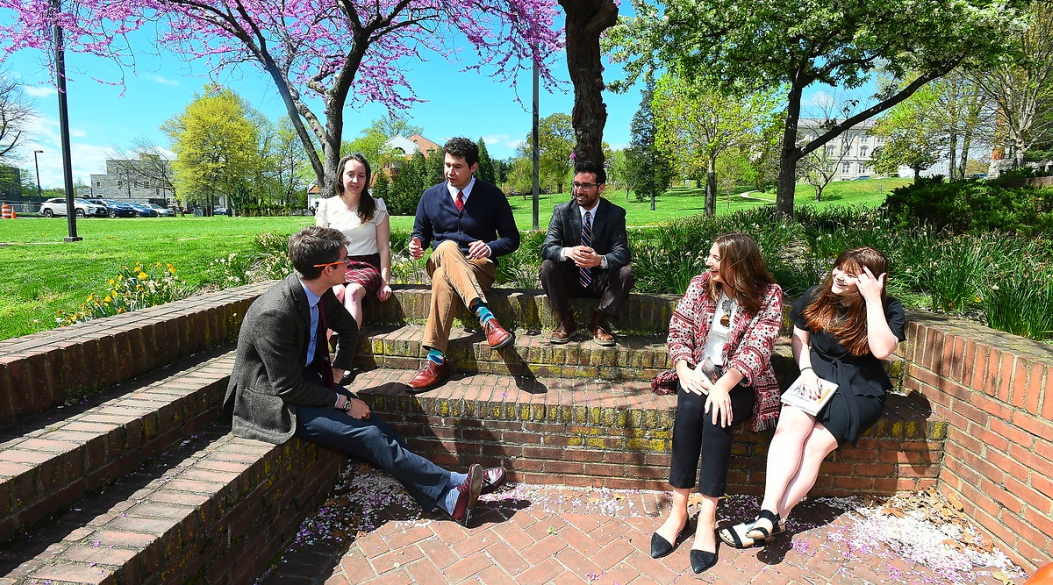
[313,258,350,269]
[572,182,600,189]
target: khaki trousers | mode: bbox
[423,240,497,352]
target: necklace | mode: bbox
[720,297,734,328]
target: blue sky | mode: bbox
[5,19,646,189]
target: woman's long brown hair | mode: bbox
[334,153,376,223]
[802,247,889,356]
[705,232,776,316]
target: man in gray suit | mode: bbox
[223,226,505,526]
[540,160,634,346]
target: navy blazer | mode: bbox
[411,179,520,259]
[222,274,358,444]
[540,197,631,271]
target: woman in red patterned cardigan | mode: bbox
[650,232,784,574]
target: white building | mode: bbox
[798,119,885,180]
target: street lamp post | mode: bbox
[33,150,43,200]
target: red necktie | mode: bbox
[455,191,465,212]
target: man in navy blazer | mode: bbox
[223,226,505,526]
[540,160,634,345]
[407,138,520,391]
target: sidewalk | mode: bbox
[256,466,1029,585]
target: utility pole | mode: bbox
[33,150,43,199]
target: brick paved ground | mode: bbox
[256,469,1029,585]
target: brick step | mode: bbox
[351,325,900,383]
[361,285,681,336]
[348,367,945,496]
[0,424,343,584]
[0,347,235,545]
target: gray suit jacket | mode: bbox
[540,197,631,271]
[222,273,359,444]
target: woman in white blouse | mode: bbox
[315,154,393,326]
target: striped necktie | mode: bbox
[455,191,464,212]
[580,210,592,288]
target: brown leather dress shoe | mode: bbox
[407,360,450,391]
[590,311,616,346]
[450,464,483,526]
[482,318,513,348]
[480,466,507,494]
[549,312,576,344]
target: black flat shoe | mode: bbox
[650,522,692,559]
[690,548,718,574]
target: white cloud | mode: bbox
[148,74,179,87]
[22,85,57,98]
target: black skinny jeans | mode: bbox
[668,382,756,497]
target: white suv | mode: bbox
[39,197,106,218]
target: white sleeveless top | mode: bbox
[315,196,389,256]
[701,290,738,367]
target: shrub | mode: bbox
[883,177,1048,236]
[981,264,1053,340]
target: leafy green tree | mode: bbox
[521,113,576,193]
[425,148,445,187]
[970,1,1053,170]
[163,85,258,215]
[476,138,496,184]
[387,152,428,215]
[870,88,942,180]
[273,118,309,207]
[370,114,425,140]
[652,70,778,215]
[607,0,1026,216]
[604,149,631,199]
[344,127,395,169]
[625,78,673,208]
[372,172,390,206]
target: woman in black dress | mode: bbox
[720,247,906,548]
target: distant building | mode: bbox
[384,134,441,158]
[799,118,956,180]
[798,119,885,180]
[88,154,175,203]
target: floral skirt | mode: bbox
[343,253,382,296]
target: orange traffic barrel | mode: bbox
[1,203,11,219]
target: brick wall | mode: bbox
[900,313,1053,573]
[0,283,270,425]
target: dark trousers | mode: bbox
[669,382,756,497]
[295,368,450,510]
[539,259,635,318]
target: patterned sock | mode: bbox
[427,349,445,365]
[474,304,495,325]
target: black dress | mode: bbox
[791,287,907,445]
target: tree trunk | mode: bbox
[776,86,805,217]
[947,132,958,181]
[559,0,618,168]
[705,154,717,216]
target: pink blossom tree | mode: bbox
[0,0,563,192]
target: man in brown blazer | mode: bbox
[223,226,505,526]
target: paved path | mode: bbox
[256,468,1028,585]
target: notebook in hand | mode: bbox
[781,374,838,416]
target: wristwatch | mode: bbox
[342,398,354,413]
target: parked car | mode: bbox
[146,203,175,217]
[213,207,231,216]
[39,197,106,218]
[128,203,159,217]
[85,198,137,218]
[852,175,871,181]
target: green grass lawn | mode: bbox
[0,178,907,340]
